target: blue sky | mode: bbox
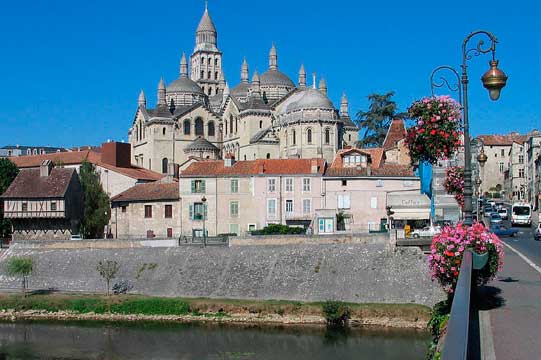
[0,0,539,148]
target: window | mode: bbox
[259,120,263,129]
[267,199,277,216]
[50,202,57,211]
[22,202,28,211]
[191,180,206,193]
[268,178,276,192]
[121,206,127,213]
[165,205,173,218]
[207,71,211,79]
[292,130,296,145]
[229,115,234,134]
[183,119,191,135]
[201,57,205,65]
[162,127,166,136]
[325,128,330,144]
[376,180,384,187]
[501,149,505,156]
[519,169,525,178]
[162,158,168,174]
[215,72,218,80]
[285,178,293,192]
[266,153,271,159]
[144,205,152,218]
[167,228,173,238]
[499,162,504,173]
[207,121,215,137]
[370,197,378,209]
[307,129,312,144]
[191,202,206,220]
[229,224,239,236]
[27,149,31,155]
[230,201,239,217]
[200,70,204,79]
[303,199,311,214]
[341,179,347,186]
[285,200,294,213]
[195,118,204,136]
[231,179,239,193]
[519,155,524,164]
[248,224,257,232]
[215,58,219,66]
[303,178,311,192]
[33,149,37,155]
[337,194,351,209]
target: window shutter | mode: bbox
[203,204,208,220]
[189,204,193,220]
[191,181,195,193]
[201,180,206,193]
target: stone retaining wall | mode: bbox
[0,242,444,306]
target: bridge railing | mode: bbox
[179,235,229,246]
[441,250,474,360]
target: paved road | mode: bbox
[481,210,541,360]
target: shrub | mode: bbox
[251,224,305,235]
[428,222,504,294]
[96,260,120,296]
[5,257,33,296]
[109,298,190,315]
[322,300,351,328]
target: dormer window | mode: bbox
[343,154,367,167]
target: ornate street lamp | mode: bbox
[430,30,508,226]
[201,196,207,247]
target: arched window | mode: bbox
[307,129,312,144]
[200,70,204,79]
[348,134,351,141]
[215,58,219,66]
[201,57,205,65]
[284,130,288,146]
[266,153,271,159]
[235,118,238,133]
[135,125,139,141]
[229,115,234,134]
[215,72,218,80]
[292,130,296,145]
[259,120,263,129]
[183,119,191,135]
[208,71,211,80]
[325,128,331,144]
[195,118,204,136]
[208,121,215,137]
[162,127,166,136]
[162,158,168,174]
[224,119,228,135]
[244,155,247,160]
[208,88,212,95]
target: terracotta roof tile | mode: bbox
[1,168,77,199]
[111,182,179,202]
[180,158,326,177]
[325,164,415,177]
[329,148,384,169]
[383,119,406,150]
[477,134,529,146]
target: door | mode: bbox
[318,218,334,234]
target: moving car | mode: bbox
[490,213,503,225]
[490,224,518,237]
[511,203,532,226]
[535,224,541,241]
[410,226,441,238]
[498,208,508,220]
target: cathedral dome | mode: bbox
[260,69,295,88]
[286,88,334,113]
[231,82,251,98]
[167,78,204,94]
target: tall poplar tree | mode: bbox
[0,158,19,238]
[79,161,110,239]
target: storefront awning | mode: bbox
[388,193,431,220]
[392,209,431,220]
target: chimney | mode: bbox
[40,160,53,177]
[101,142,131,168]
[311,159,319,174]
[224,153,236,167]
[168,161,179,178]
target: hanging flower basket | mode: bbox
[443,166,465,209]
[428,222,504,294]
[406,96,463,164]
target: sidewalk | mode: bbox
[479,245,541,359]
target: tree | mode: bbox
[0,158,19,239]
[79,161,110,239]
[354,91,407,148]
[6,257,33,296]
[96,260,120,296]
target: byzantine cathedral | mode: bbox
[129,5,358,174]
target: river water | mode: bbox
[0,321,428,359]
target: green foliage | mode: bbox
[79,161,110,239]
[96,260,120,296]
[5,257,33,295]
[322,300,351,328]
[251,224,304,235]
[0,158,19,238]
[425,299,451,360]
[355,91,407,148]
[109,298,190,315]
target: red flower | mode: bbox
[430,129,437,135]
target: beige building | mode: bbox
[128,5,358,174]
[110,181,180,239]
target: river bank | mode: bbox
[0,293,431,329]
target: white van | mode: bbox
[511,203,532,226]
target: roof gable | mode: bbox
[1,168,77,199]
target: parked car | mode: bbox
[410,226,441,238]
[535,224,541,241]
[490,213,503,225]
[498,208,508,220]
[490,224,518,237]
[70,234,83,241]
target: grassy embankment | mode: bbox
[0,293,430,326]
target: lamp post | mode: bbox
[201,196,207,247]
[430,30,508,226]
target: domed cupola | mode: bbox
[259,44,295,102]
[166,53,206,107]
[286,88,334,113]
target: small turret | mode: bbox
[312,73,317,89]
[179,53,188,78]
[241,57,249,84]
[157,78,166,106]
[269,43,278,70]
[298,64,306,88]
[319,78,327,96]
[250,70,261,97]
[218,71,226,88]
[138,89,146,108]
[340,93,349,117]
[223,82,230,98]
